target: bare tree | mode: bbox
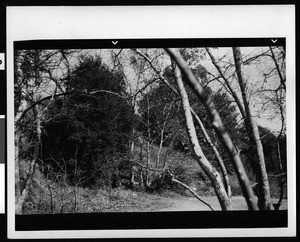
[232,47,272,210]
[132,49,232,198]
[15,50,44,213]
[206,47,275,210]
[14,49,83,213]
[172,62,232,210]
[165,48,258,210]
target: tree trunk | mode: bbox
[15,131,22,214]
[232,47,272,210]
[165,48,258,210]
[173,63,231,211]
[273,141,284,210]
[15,104,42,214]
[206,47,259,180]
[15,85,29,214]
[146,96,151,187]
[134,48,231,196]
[15,58,43,214]
[269,47,286,90]
[190,108,231,197]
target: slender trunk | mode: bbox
[274,91,285,210]
[206,47,259,177]
[16,104,42,214]
[157,130,164,168]
[15,131,22,214]
[15,87,29,214]
[269,47,286,90]
[146,96,151,187]
[205,48,257,174]
[161,76,232,193]
[207,46,267,208]
[190,108,232,197]
[173,63,231,211]
[165,48,258,210]
[157,103,172,168]
[15,58,43,214]
[161,132,177,169]
[273,141,284,210]
[138,140,144,188]
[130,129,135,154]
[47,184,53,214]
[232,47,271,210]
[134,49,231,194]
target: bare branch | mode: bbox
[206,47,247,119]
[171,176,214,211]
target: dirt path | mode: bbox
[154,195,288,211]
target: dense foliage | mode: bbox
[40,56,135,187]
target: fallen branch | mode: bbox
[171,176,214,211]
[133,160,215,211]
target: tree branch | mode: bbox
[171,176,214,211]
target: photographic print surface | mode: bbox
[6,5,295,239]
[14,41,287,216]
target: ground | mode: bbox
[23,169,288,214]
[23,184,288,214]
[155,195,287,211]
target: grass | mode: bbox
[23,179,180,214]
[20,142,287,214]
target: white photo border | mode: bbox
[6,5,296,239]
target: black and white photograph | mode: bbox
[14,45,287,215]
[5,5,296,239]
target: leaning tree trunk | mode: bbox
[165,48,258,210]
[15,84,29,214]
[232,47,272,210]
[173,63,231,211]
[15,58,43,214]
[190,108,231,197]
[206,47,258,182]
[15,130,22,214]
[15,104,42,214]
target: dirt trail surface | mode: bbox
[154,196,288,211]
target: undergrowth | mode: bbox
[20,144,287,214]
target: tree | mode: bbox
[172,62,232,210]
[41,56,135,188]
[206,47,283,210]
[15,50,135,213]
[140,67,239,197]
[14,49,69,213]
[131,48,235,207]
[165,48,258,210]
[232,47,271,210]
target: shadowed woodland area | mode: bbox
[14,47,287,214]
